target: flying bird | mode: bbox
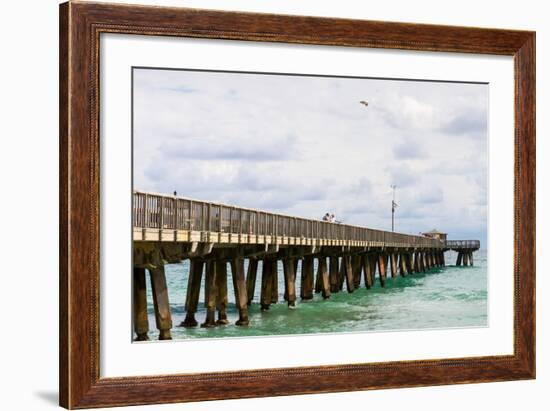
[359,100,369,107]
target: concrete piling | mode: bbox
[342,255,354,293]
[271,260,279,304]
[301,255,315,300]
[352,255,362,288]
[362,254,373,289]
[260,259,273,311]
[215,260,229,324]
[399,253,408,276]
[317,257,331,299]
[181,259,203,328]
[150,266,173,340]
[201,260,218,328]
[230,258,249,325]
[283,258,297,307]
[390,253,398,278]
[377,253,388,287]
[133,267,149,341]
[329,256,339,293]
[246,258,258,306]
[406,253,414,273]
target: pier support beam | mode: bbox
[353,255,362,288]
[469,251,474,266]
[399,253,408,276]
[377,253,388,287]
[230,258,249,325]
[329,256,339,293]
[271,260,279,304]
[343,255,355,293]
[422,251,430,272]
[413,252,420,273]
[362,254,374,289]
[182,259,203,328]
[315,257,323,294]
[260,259,273,311]
[283,258,297,307]
[246,259,258,306]
[406,253,414,273]
[390,253,398,278]
[463,252,470,266]
[318,257,331,299]
[456,252,463,266]
[201,260,218,328]
[215,261,229,324]
[150,266,173,340]
[300,256,315,300]
[337,257,346,291]
[133,267,149,341]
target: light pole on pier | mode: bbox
[391,185,398,232]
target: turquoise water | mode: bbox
[142,250,487,340]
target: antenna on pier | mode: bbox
[391,185,398,232]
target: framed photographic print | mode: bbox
[59,1,535,408]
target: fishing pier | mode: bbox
[132,191,480,341]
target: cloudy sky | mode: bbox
[133,68,488,246]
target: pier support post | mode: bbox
[133,267,149,341]
[406,253,414,273]
[343,255,355,293]
[352,255,362,288]
[456,252,463,266]
[201,260,218,328]
[399,253,408,276]
[246,258,258,306]
[329,256,339,293]
[260,259,273,311]
[362,254,373,289]
[301,256,315,300]
[230,258,249,325]
[318,257,331,299]
[377,253,387,287]
[424,252,429,269]
[337,257,346,291]
[215,261,229,324]
[469,251,474,266]
[413,252,420,273]
[464,252,471,266]
[315,257,323,294]
[390,253,398,278]
[271,260,279,304]
[182,259,203,328]
[150,266,173,340]
[283,258,297,307]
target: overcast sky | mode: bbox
[133,68,488,245]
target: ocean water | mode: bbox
[141,250,487,340]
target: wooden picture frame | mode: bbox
[59,1,535,408]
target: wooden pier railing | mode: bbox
[133,191,444,249]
